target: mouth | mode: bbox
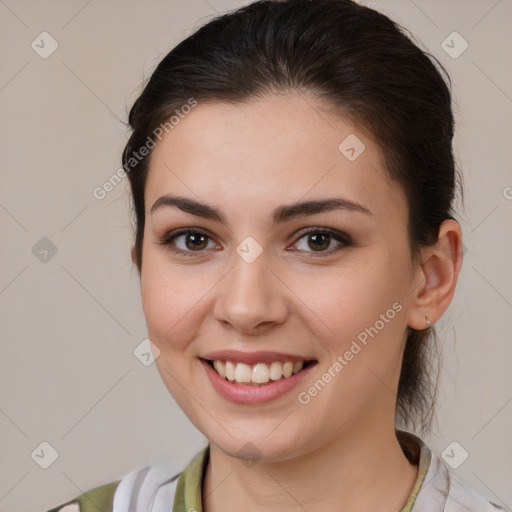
[200,358,317,386]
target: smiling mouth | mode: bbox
[202,358,317,386]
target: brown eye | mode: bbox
[158,229,219,257]
[184,232,209,250]
[291,228,352,256]
[307,232,331,251]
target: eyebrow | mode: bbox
[150,193,372,224]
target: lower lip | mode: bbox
[200,359,317,405]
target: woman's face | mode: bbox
[140,93,421,461]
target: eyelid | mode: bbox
[156,227,221,256]
[287,227,353,255]
[157,226,353,257]
[290,226,352,244]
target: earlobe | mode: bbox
[407,219,463,330]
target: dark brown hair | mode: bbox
[122,0,460,433]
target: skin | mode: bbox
[134,93,462,512]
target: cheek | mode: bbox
[291,257,407,343]
[139,252,207,413]
[288,256,410,406]
[139,249,208,352]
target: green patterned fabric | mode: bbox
[45,480,120,512]
[172,445,210,511]
[43,430,503,511]
[172,438,429,512]
[44,432,429,512]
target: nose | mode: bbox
[212,249,288,334]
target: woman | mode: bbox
[45,0,503,510]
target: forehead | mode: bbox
[145,93,406,221]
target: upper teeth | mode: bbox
[212,360,305,385]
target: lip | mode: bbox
[200,358,317,405]
[201,349,315,365]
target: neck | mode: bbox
[203,422,419,512]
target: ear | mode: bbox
[130,245,138,268]
[407,219,463,330]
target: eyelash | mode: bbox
[157,227,353,258]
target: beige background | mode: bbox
[0,1,511,511]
